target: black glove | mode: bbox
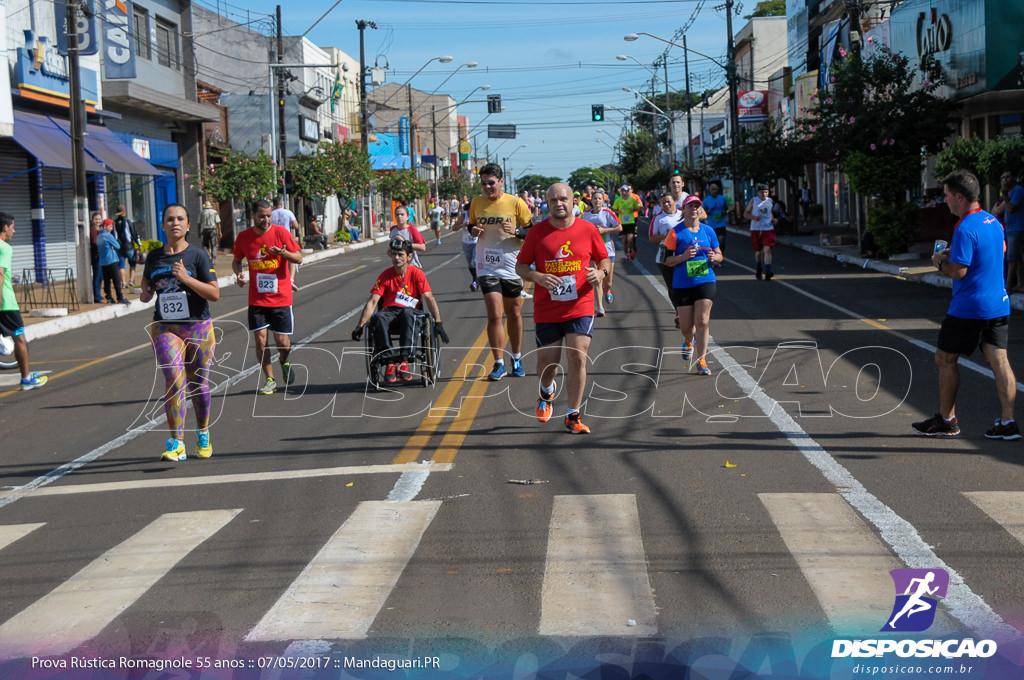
[351,325,364,341]
[435,322,450,344]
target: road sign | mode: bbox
[488,124,516,139]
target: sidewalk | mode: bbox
[20,229,398,342]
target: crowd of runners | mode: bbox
[9,160,1016,458]
[80,163,781,460]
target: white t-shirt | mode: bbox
[650,211,684,264]
[749,197,774,232]
[651,193,688,218]
[271,208,297,229]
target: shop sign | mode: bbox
[737,90,768,121]
[16,30,98,103]
[300,115,319,142]
[917,9,952,57]
[102,0,136,79]
[55,0,98,56]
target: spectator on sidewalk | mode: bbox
[199,201,222,261]
[913,170,1018,440]
[89,211,104,303]
[98,219,127,304]
[114,205,140,290]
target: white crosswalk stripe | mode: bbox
[245,500,441,642]
[0,491,1019,654]
[963,492,1024,546]
[539,494,657,637]
[0,523,45,551]
[0,509,241,660]
[760,492,959,636]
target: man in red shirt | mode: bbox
[516,183,610,434]
[351,237,449,383]
[232,199,304,395]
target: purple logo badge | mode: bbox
[881,569,949,632]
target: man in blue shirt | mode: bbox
[913,170,1019,440]
[702,180,729,259]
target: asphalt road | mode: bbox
[1,231,1023,674]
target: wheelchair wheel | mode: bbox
[418,316,433,386]
[365,329,385,390]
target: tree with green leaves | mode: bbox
[515,173,563,195]
[618,129,661,190]
[437,173,477,201]
[377,169,430,206]
[801,44,957,254]
[191,148,277,204]
[745,0,785,18]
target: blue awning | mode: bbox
[11,110,106,172]
[47,118,164,175]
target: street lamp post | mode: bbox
[404,56,454,168]
[626,25,740,208]
[618,54,675,165]
[502,144,527,193]
[623,87,674,166]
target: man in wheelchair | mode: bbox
[351,237,450,383]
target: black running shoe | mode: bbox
[984,419,1021,441]
[912,413,960,437]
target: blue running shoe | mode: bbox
[196,431,213,458]
[20,373,48,390]
[606,292,613,304]
[161,438,187,462]
[488,362,507,381]
[511,359,526,377]
[681,341,693,361]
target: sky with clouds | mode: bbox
[213,0,745,182]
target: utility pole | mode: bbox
[431,106,439,200]
[662,56,674,168]
[725,0,742,220]
[355,19,376,238]
[408,84,415,169]
[66,0,90,302]
[276,5,288,207]
[683,35,694,170]
[356,20,376,152]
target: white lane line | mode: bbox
[0,509,241,660]
[760,493,954,636]
[3,254,464,512]
[727,258,1024,392]
[963,492,1024,547]
[0,523,45,551]
[0,463,452,500]
[635,258,1021,641]
[244,500,441,641]
[539,494,657,637]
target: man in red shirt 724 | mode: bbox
[232,199,304,395]
[516,183,610,434]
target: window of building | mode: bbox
[155,18,179,70]
[133,7,150,60]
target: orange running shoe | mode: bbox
[564,412,590,434]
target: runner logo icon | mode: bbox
[881,568,949,632]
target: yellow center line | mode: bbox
[430,360,493,464]
[397,282,536,465]
[0,265,367,399]
[392,326,490,464]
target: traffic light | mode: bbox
[487,94,502,114]
[591,104,604,122]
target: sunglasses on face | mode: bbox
[481,180,499,187]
